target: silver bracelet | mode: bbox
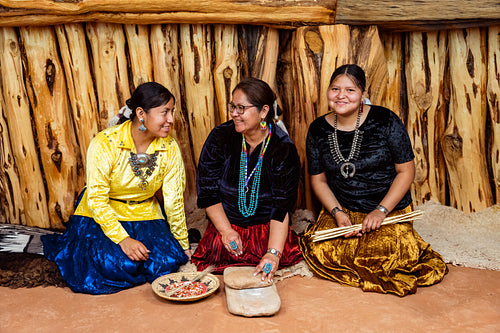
[376,204,389,215]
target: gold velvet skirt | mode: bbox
[299,206,448,296]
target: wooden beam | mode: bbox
[0,0,336,14]
[0,0,336,28]
[335,0,500,31]
[1,0,499,30]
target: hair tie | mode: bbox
[120,105,133,118]
[273,100,278,120]
[272,100,289,135]
[107,105,133,128]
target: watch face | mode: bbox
[270,249,277,254]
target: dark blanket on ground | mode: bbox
[0,252,66,288]
[0,223,66,288]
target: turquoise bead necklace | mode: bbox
[238,123,272,217]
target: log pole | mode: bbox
[55,23,99,167]
[213,24,239,124]
[20,26,80,228]
[380,31,402,116]
[487,26,500,203]
[150,24,198,212]
[291,27,323,211]
[443,28,493,212]
[0,27,50,227]
[0,92,24,224]
[180,24,215,165]
[406,31,448,206]
[125,24,153,88]
[86,23,130,130]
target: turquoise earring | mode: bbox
[139,119,146,132]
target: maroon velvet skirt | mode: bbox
[191,222,303,273]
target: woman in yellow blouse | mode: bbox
[42,82,190,294]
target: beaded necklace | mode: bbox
[328,104,363,178]
[238,124,272,217]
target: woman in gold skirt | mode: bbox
[299,64,448,296]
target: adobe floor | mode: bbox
[1,265,499,333]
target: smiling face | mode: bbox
[139,97,175,138]
[230,88,268,136]
[327,74,365,117]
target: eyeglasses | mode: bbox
[228,103,256,114]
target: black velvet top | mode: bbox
[306,105,415,213]
[197,120,301,227]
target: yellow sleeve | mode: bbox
[86,134,129,244]
[162,140,189,250]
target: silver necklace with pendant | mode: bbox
[328,104,363,178]
[129,151,159,190]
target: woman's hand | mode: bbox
[221,228,243,256]
[334,211,361,238]
[184,249,192,260]
[361,209,385,233]
[254,253,280,283]
[205,203,242,256]
[119,237,150,261]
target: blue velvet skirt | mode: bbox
[42,216,188,295]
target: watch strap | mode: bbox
[331,207,342,216]
[267,248,282,259]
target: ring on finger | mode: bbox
[263,263,272,274]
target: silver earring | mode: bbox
[139,119,146,132]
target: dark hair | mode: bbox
[329,64,366,92]
[233,77,281,124]
[120,82,175,123]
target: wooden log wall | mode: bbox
[0,0,499,31]
[0,23,499,229]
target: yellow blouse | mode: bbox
[74,121,189,249]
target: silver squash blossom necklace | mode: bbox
[328,104,364,178]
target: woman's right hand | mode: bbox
[334,211,362,238]
[119,237,150,261]
[221,228,243,256]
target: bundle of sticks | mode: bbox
[311,210,423,242]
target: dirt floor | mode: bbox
[1,265,499,333]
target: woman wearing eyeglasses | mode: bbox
[191,78,303,282]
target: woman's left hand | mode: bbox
[254,253,280,283]
[361,209,386,233]
[184,249,192,260]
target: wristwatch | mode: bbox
[267,248,282,259]
[331,207,342,216]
